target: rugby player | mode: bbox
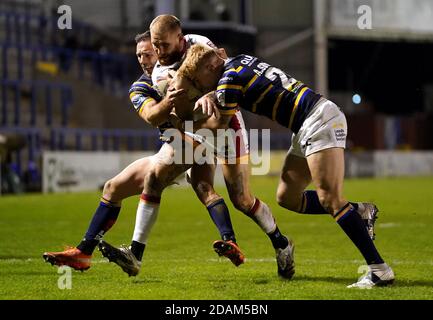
[99,30,246,274]
[42,31,243,275]
[101,15,296,279]
[175,44,394,288]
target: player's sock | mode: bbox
[299,190,328,214]
[246,198,288,249]
[77,197,121,255]
[246,198,276,233]
[300,190,359,214]
[131,194,160,260]
[207,199,236,242]
[334,203,384,265]
[267,226,289,249]
[130,240,146,261]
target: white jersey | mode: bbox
[151,34,216,85]
[153,34,250,161]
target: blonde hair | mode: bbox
[177,44,217,80]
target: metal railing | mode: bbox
[0,79,73,127]
[49,127,161,152]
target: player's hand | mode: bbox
[167,112,184,131]
[165,86,186,108]
[194,92,220,119]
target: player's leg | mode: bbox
[190,163,237,241]
[222,161,294,279]
[77,157,153,254]
[100,157,193,276]
[307,147,394,288]
[276,152,313,213]
[99,138,198,276]
[277,145,355,215]
[189,162,244,266]
[277,106,378,239]
[43,157,153,270]
[101,157,153,202]
[277,144,379,242]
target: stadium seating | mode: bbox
[0,1,157,193]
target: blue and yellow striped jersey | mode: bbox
[216,55,322,133]
[129,74,161,114]
[128,74,173,132]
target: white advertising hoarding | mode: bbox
[42,151,152,193]
[42,151,226,193]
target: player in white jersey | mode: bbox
[152,33,216,85]
[150,15,295,278]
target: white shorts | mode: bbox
[184,110,249,163]
[288,98,347,158]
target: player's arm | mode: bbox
[187,91,233,132]
[141,88,185,127]
[129,85,185,127]
[195,73,242,130]
[192,112,231,132]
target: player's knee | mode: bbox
[276,189,286,207]
[143,169,163,193]
[276,190,298,212]
[102,178,117,199]
[230,193,253,213]
[191,180,217,205]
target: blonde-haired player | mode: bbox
[175,44,393,289]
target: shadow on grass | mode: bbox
[286,275,433,288]
[4,270,56,276]
[132,278,164,284]
[283,275,355,285]
[392,279,433,288]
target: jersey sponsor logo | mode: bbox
[332,122,345,129]
[131,95,146,111]
[216,90,226,105]
[334,128,346,141]
[301,138,312,149]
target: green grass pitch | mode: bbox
[0,176,432,300]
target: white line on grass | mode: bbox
[1,257,433,266]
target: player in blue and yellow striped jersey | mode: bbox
[177,44,394,289]
[44,31,244,276]
[128,31,180,133]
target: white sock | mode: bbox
[248,198,276,234]
[132,194,160,244]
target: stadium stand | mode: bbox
[0,0,158,193]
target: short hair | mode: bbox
[177,44,217,80]
[134,30,151,44]
[150,14,182,34]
